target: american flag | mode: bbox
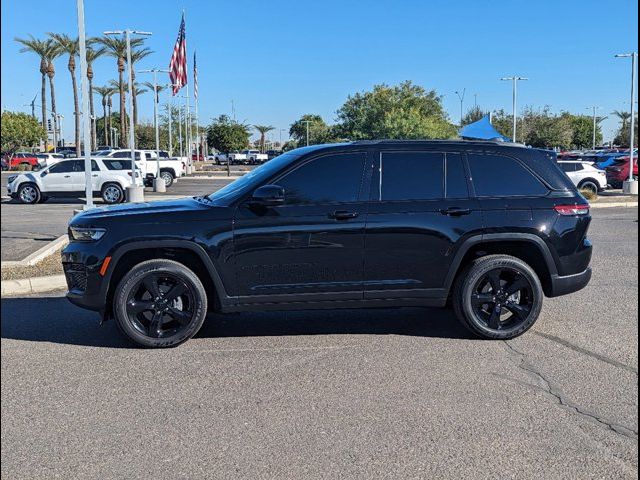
[193,51,198,100]
[169,13,187,95]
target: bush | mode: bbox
[579,188,598,201]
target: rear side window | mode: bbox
[560,163,576,173]
[277,153,365,205]
[381,152,444,201]
[468,154,548,197]
[103,159,130,170]
[445,153,469,199]
[112,151,141,160]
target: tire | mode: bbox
[578,180,599,195]
[101,183,124,204]
[160,170,174,187]
[453,255,543,340]
[17,183,41,204]
[113,259,208,348]
[38,195,49,204]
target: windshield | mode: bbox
[207,153,299,205]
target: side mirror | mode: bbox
[250,184,285,206]
[40,171,48,177]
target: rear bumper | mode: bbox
[548,267,592,298]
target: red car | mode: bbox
[606,156,638,189]
[6,152,41,170]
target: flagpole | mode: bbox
[167,102,173,156]
[185,83,192,173]
[178,103,183,157]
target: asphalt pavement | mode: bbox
[1,207,637,479]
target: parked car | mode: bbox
[606,156,638,189]
[265,150,282,161]
[35,152,65,167]
[57,148,81,158]
[62,140,593,348]
[1,158,8,171]
[103,149,159,186]
[191,153,205,161]
[242,149,268,165]
[227,152,247,165]
[142,150,186,187]
[7,157,143,204]
[212,153,230,165]
[557,161,607,194]
[5,152,42,170]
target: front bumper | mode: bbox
[548,267,592,298]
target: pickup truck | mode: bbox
[227,152,247,165]
[5,152,43,170]
[103,149,159,186]
[143,150,186,187]
[242,149,268,165]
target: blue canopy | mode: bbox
[459,115,510,142]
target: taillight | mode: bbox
[554,205,590,216]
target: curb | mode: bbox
[590,202,638,209]
[1,235,68,268]
[1,274,66,296]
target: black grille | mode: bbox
[64,263,88,292]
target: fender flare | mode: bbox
[443,233,558,292]
[102,239,232,308]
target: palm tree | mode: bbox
[85,43,106,149]
[45,43,63,150]
[94,85,114,146]
[49,33,81,156]
[612,110,632,130]
[15,36,55,149]
[97,36,145,147]
[129,46,153,125]
[253,125,275,153]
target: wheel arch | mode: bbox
[577,177,603,189]
[445,234,558,297]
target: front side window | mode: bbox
[277,153,366,205]
[48,161,75,173]
[381,152,444,201]
[468,154,548,197]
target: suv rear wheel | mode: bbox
[578,179,599,195]
[453,255,543,340]
[113,259,208,348]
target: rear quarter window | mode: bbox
[103,160,130,170]
[468,153,548,197]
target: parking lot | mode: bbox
[1,202,637,478]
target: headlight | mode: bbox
[69,226,106,242]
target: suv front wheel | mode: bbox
[453,255,543,340]
[113,259,208,348]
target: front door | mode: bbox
[232,151,372,303]
[40,160,83,192]
[363,150,483,300]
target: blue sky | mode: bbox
[1,0,638,143]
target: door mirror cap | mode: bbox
[250,184,285,206]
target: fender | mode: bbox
[102,239,234,309]
[442,233,558,292]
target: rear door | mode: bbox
[363,149,483,299]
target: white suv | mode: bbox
[558,161,607,194]
[7,158,142,205]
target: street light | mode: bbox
[104,29,152,202]
[454,89,466,126]
[500,76,529,142]
[586,106,600,149]
[140,68,170,192]
[615,52,638,194]
[301,120,311,146]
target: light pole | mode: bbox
[280,128,286,148]
[301,120,311,146]
[587,106,600,149]
[105,29,152,202]
[501,76,528,142]
[615,52,638,194]
[140,68,170,192]
[455,89,466,125]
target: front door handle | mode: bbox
[329,210,359,220]
[64,175,71,178]
[440,207,471,216]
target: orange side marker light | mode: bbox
[99,256,112,276]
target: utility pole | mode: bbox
[455,89,466,125]
[76,0,94,209]
[615,52,638,194]
[587,106,600,149]
[301,120,311,146]
[140,68,169,192]
[500,76,529,142]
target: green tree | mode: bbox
[289,114,334,147]
[461,106,488,126]
[96,111,128,148]
[614,115,639,147]
[130,46,153,125]
[1,111,47,157]
[253,125,275,153]
[48,33,81,155]
[206,115,251,153]
[565,113,603,149]
[94,85,115,146]
[85,44,106,149]
[335,81,456,140]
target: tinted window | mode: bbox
[468,154,548,197]
[103,159,130,170]
[575,163,585,171]
[381,152,444,201]
[48,161,76,173]
[277,153,365,205]
[445,153,469,199]
[112,151,141,160]
[560,163,575,173]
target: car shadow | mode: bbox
[1,296,473,349]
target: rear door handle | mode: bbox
[440,207,471,216]
[329,210,359,220]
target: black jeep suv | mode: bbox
[62,141,593,347]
